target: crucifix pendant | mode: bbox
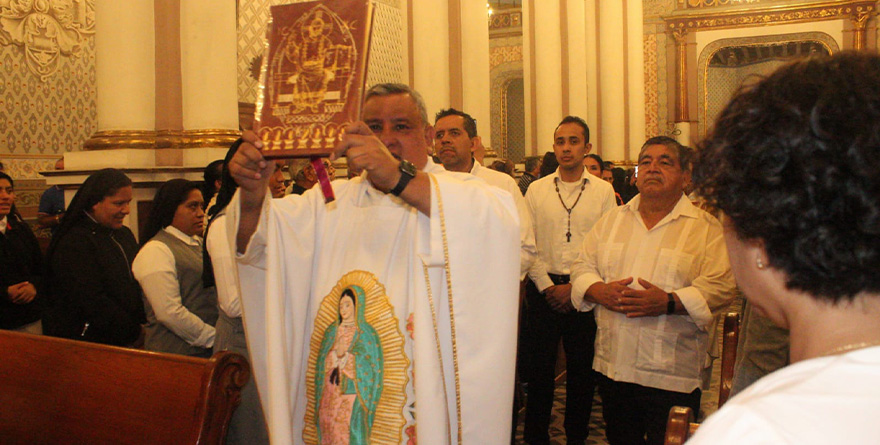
[566,231,572,242]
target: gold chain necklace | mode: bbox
[820,340,880,357]
[554,177,588,242]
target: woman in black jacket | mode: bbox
[0,172,45,333]
[43,169,146,347]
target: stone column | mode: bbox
[524,0,644,163]
[88,0,156,144]
[55,0,237,240]
[409,0,491,149]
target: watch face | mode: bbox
[400,160,417,177]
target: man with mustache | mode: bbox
[433,108,536,277]
[570,136,736,445]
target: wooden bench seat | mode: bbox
[0,330,249,444]
[664,312,741,444]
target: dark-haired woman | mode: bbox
[43,168,145,346]
[133,179,217,358]
[0,172,45,334]
[689,52,880,444]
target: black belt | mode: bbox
[548,273,570,285]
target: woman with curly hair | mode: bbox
[689,51,880,443]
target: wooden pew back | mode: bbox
[0,330,249,445]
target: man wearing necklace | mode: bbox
[687,52,880,444]
[523,116,616,444]
[570,136,736,445]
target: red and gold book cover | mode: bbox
[255,0,373,159]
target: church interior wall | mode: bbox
[2,0,876,226]
[0,0,97,224]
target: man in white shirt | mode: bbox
[228,83,521,444]
[570,136,736,445]
[523,116,616,444]
[433,107,536,277]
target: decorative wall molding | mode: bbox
[83,129,241,150]
[489,45,522,70]
[644,34,660,138]
[489,10,521,30]
[664,0,876,33]
[696,32,839,138]
[0,0,95,81]
[682,0,766,9]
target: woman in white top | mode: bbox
[689,51,880,444]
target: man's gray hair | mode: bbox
[639,136,693,171]
[524,156,541,172]
[364,83,429,127]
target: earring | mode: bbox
[756,257,765,270]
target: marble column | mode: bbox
[52,0,238,240]
[409,0,492,149]
[523,0,645,163]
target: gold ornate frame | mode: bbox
[698,34,838,138]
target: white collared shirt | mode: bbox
[470,160,537,278]
[205,211,241,318]
[570,194,736,392]
[133,225,215,348]
[526,167,617,291]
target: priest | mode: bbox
[227,83,521,445]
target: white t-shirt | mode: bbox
[689,346,880,444]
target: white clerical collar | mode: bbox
[163,225,202,246]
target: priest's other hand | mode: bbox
[333,121,400,193]
[230,131,274,207]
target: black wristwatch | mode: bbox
[666,292,676,315]
[389,159,417,196]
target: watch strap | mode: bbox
[666,292,676,315]
[389,160,416,196]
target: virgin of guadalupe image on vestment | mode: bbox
[304,271,409,445]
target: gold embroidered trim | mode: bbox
[423,173,463,444]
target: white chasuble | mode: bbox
[228,166,520,445]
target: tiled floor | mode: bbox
[513,298,741,444]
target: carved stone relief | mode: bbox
[0,0,95,81]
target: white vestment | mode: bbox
[227,162,520,445]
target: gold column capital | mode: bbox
[849,5,874,50]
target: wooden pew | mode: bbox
[0,330,249,444]
[718,311,740,408]
[664,312,741,444]
[664,406,698,445]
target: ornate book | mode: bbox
[255,0,374,159]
